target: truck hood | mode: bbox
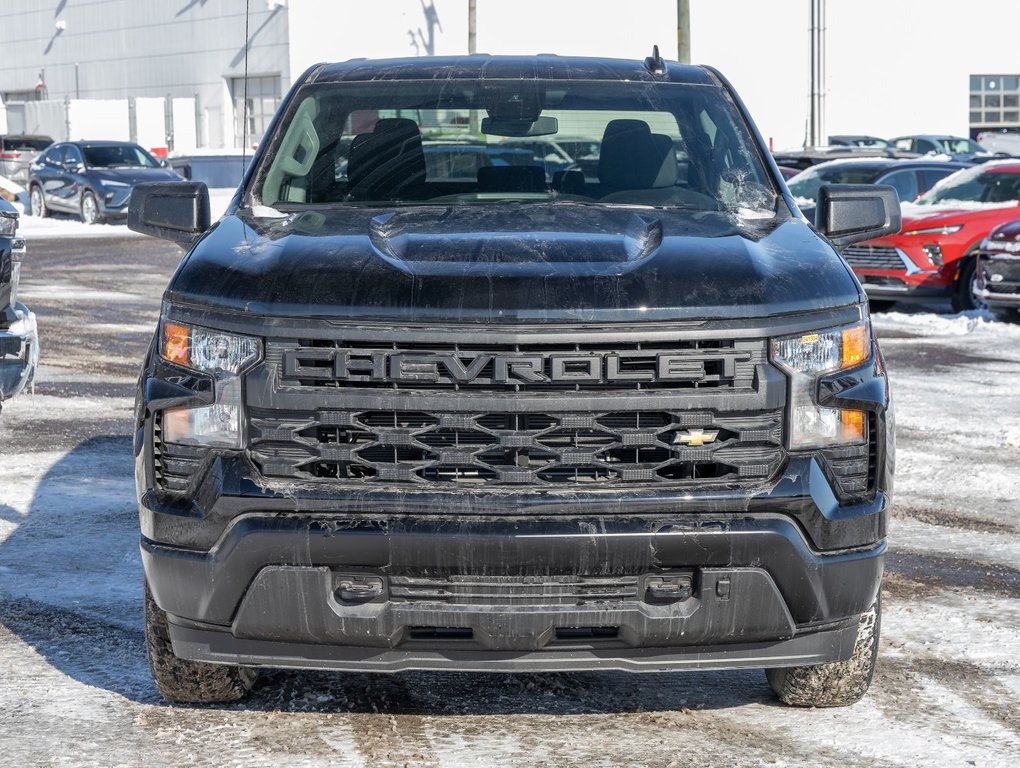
[168,204,862,323]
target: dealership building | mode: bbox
[0,0,675,151]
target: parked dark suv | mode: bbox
[129,53,898,708]
[0,198,37,408]
[29,140,183,224]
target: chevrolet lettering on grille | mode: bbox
[282,348,752,385]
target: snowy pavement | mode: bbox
[0,237,1018,767]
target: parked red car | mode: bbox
[844,162,1020,311]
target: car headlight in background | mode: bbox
[901,224,962,236]
[771,323,871,449]
[158,320,262,449]
[100,179,131,187]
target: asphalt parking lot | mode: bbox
[1,234,1018,768]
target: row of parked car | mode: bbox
[782,143,1020,322]
[0,133,249,224]
[3,125,1019,323]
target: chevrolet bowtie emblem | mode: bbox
[673,429,719,447]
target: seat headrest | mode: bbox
[346,117,426,199]
[552,169,586,195]
[598,119,677,190]
[477,165,546,193]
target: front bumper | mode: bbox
[849,241,957,301]
[976,251,1020,309]
[143,510,884,673]
[0,303,39,401]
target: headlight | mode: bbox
[160,320,261,377]
[902,224,962,236]
[771,323,871,449]
[0,213,17,237]
[159,320,262,449]
[100,180,131,188]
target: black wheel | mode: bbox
[991,307,1020,324]
[950,257,982,313]
[29,185,48,218]
[144,581,257,704]
[867,299,896,313]
[80,190,102,225]
[767,597,880,708]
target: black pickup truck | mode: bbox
[0,198,37,409]
[129,52,898,707]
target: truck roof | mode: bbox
[308,54,720,87]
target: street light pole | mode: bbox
[677,0,690,64]
[807,0,826,147]
[468,0,479,135]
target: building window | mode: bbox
[3,90,36,103]
[969,73,1020,135]
[232,74,281,147]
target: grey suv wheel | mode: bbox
[80,190,102,225]
[30,186,47,218]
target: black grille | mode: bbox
[843,245,904,271]
[267,337,765,392]
[153,414,206,494]
[820,416,877,503]
[249,407,785,486]
[0,336,22,357]
[389,574,641,605]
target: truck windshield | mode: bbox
[254,79,777,216]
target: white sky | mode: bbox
[689,0,1020,148]
[289,0,1020,149]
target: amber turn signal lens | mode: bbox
[840,409,866,444]
[842,325,869,369]
[162,321,190,366]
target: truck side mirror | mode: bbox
[128,182,210,248]
[815,184,901,247]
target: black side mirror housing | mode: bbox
[128,182,210,248]
[815,184,901,247]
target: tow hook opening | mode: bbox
[645,574,695,603]
[335,575,384,603]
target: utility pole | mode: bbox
[468,0,479,135]
[807,0,826,147]
[468,0,476,57]
[676,0,690,64]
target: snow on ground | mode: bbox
[16,212,145,239]
[0,239,1018,767]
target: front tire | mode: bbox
[950,257,982,313]
[767,597,880,708]
[80,190,102,225]
[30,185,48,218]
[144,581,257,704]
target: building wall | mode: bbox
[0,0,289,147]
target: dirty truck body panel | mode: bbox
[133,55,892,679]
[0,200,37,403]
